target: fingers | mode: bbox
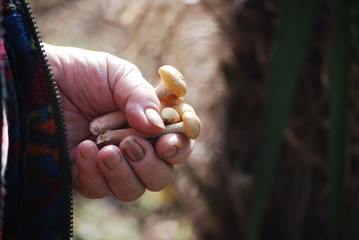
[73,140,111,199]
[74,140,147,201]
[107,57,164,134]
[74,135,190,201]
[119,136,175,192]
[95,136,175,200]
[155,133,194,165]
[95,144,146,201]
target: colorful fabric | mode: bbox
[0,0,71,239]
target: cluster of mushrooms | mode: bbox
[90,65,201,148]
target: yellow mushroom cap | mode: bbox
[182,112,201,139]
[172,103,196,119]
[158,65,187,97]
[161,107,181,124]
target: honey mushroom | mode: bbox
[90,110,127,136]
[160,95,184,108]
[172,103,196,120]
[160,103,196,125]
[160,107,181,125]
[90,65,186,136]
[155,65,186,99]
[96,112,201,147]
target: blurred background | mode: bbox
[31,0,359,239]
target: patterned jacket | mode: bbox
[0,1,73,239]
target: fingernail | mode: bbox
[80,143,96,161]
[123,139,145,162]
[145,108,165,129]
[104,151,121,169]
[161,146,178,158]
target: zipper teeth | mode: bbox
[22,1,74,239]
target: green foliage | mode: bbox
[329,0,349,239]
[250,0,351,239]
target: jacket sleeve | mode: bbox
[0,1,73,239]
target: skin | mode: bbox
[44,44,194,201]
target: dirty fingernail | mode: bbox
[123,139,145,162]
[161,145,178,158]
[104,151,121,169]
[145,108,165,129]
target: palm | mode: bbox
[47,47,120,157]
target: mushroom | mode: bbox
[96,112,201,147]
[161,107,181,124]
[160,95,184,108]
[172,103,196,120]
[90,110,127,136]
[155,65,187,99]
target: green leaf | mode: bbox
[250,0,320,239]
[329,0,349,239]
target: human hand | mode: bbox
[43,44,194,201]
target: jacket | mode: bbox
[0,1,73,239]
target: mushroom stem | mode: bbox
[96,112,201,147]
[90,110,127,136]
[96,122,182,147]
[155,84,169,100]
[160,95,184,107]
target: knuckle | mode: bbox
[113,188,145,202]
[82,189,109,199]
[146,173,174,192]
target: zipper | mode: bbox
[21,1,74,239]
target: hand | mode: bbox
[44,44,194,201]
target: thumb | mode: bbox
[108,58,165,134]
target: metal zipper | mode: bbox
[21,1,74,239]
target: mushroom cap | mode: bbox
[161,107,181,124]
[158,65,187,97]
[182,112,201,139]
[172,103,196,119]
